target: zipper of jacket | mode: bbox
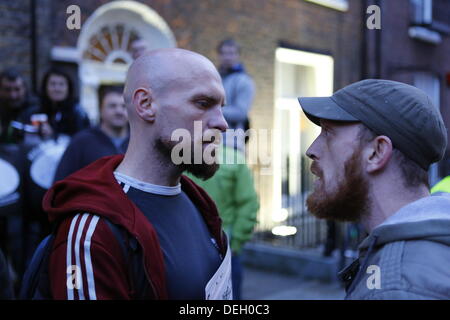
[346,235,379,297]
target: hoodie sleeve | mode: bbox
[49,213,131,300]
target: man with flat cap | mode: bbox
[298,79,450,300]
[41,48,231,300]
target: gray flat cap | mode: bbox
[298,79,448,170]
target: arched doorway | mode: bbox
[77,1,176,121]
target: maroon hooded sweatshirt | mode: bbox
[43,154,227,300]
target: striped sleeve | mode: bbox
[49,213,131,300]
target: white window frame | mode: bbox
[304,0,349,12]
[271,48,333,237]
[409,0,442,44]
[411,0,433,24]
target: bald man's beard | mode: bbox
[306,148,370,222]
[155,137,220,180]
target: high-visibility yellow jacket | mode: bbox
[431,176,450,194]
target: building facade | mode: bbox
[363,0,450,184]
[2,0,448,250]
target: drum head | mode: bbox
[29,136,70,189]
[0,144,23,215]
[0,158,20,204]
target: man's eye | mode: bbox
[196,100,209,107]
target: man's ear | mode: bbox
[133,87,155,122]
[364,135,393,173]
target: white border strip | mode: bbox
[84,215,100,300]
[74,213,89,300]
[66,214,80,300]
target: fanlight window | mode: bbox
[82,24,138,64]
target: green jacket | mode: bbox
[186,146,259,254]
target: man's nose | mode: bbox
[306,139,319,161]
[209,107,229,132]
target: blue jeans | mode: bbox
[231,254,242,300]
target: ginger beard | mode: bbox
[156,132,220,181]
[306,146,370,222]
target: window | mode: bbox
[410,0,450,32]
[410,0,433,25]
[409,0,445,44]
[82,24,138,65]
[432,0,450,27]
[264,48,334,248]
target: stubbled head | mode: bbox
[124,48,228,179]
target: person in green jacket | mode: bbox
[186,145,259,300]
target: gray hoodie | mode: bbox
[341,194,450,300]
[221,69,255,130]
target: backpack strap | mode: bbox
[19,234,55,299]
[20,215,152,300]
[19,217,64,300]
[103,219,151,299]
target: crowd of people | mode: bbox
[0,39,259,300]
[0,67,92,293]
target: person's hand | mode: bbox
[39,122,54,139]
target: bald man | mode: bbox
[42,49,232,300]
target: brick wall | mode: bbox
[363,0,450,175]
[51,0,364,111]
[0,0,53,94]
[0,0,34,88]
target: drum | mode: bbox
[22,135,70,223]
[0,144,24,218]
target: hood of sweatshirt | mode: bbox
[42,154,226,299]
[359,194,450,251]
[341,194,450,296]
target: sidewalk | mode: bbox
[241,265,346,300]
